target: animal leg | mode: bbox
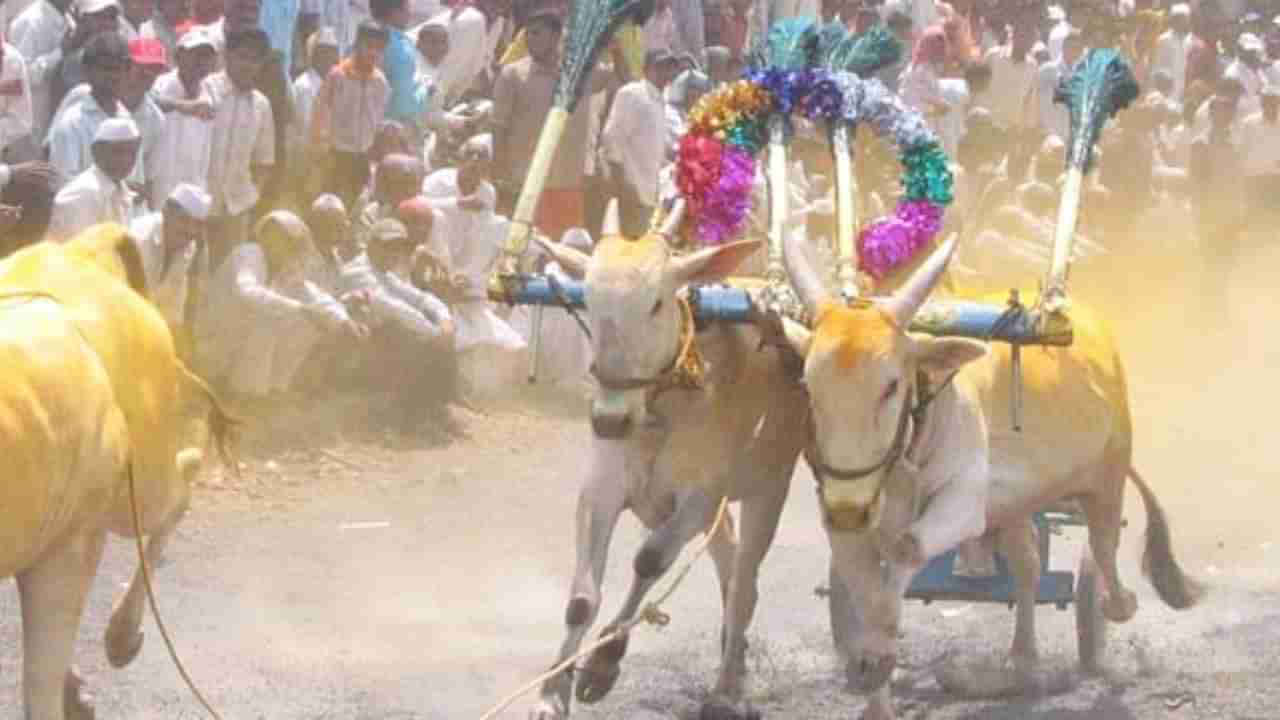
[18,528,107,720]
[529,472,626,720]
[996,519,1041,685]
[1078,482,1136,623]
[105,496,190,668]
[706,508,739,610]
[576,488,717,705]
[702,484,789,720]
[899,477,987,571]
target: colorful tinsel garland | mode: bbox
[675,66,954,280]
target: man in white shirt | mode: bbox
[289,26,338,193]
[8,0,74,142]
[1,37,35,160]
[1153,3,1193,103]
[49,115,138,240]
[602,48,680,236]
[978,19,1038,132]
[151,26,217,210]
[56,0,127,98]
[1225,33,1266,117]
[129,182,212,352]
[204,27,275,265]
[46,31,128,178]
[1045,5,1071,62]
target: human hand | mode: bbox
[10,162,58,187]
[457,194,484,212]
[0,204,22,232]
[183,98,216,120]
[0,78,23,97]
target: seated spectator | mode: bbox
[339,217,460,434]
[129,182,212,357]
[355,153,425,241]
[49,117,139,240]
[196,209,361,405]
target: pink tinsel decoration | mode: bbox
[857,200,943,279]
[696,146,756,245]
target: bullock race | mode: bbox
[1,1,1278,719]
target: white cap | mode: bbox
[1239,33,1264,53]
[460,132,493,159]
[177,26,218,51]
[79,0,120,14]
[168,183,212,220]
[1047,5,1065,22]
[313,27,339,48]
[1170,3,1190,17]
[94,117,140,143]
[561,227,593,252]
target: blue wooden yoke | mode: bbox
[491,274,1072,346]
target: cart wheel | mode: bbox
[828,560,860,655]
[1075,546,1107,674]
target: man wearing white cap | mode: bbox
[48,115,138,240]
[129,182,212,348]
[151,26,218,206]
[289,27,339,185]
[55,0,126,95]
[1225,32,1267,117]
[1154,3,1193,102]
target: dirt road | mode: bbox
[2,247,1278,720]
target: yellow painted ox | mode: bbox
[782,236,1202,720]
[528,201,809,720]
[0,223,234,720]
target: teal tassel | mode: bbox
[750,16,820,72]
[555,0,655,112]
[1053,48,1139,173]
[825,25,902,78]
[902,144,954,205]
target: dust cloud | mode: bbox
[1071,223,1279,574]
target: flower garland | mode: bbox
[675,67,954,280]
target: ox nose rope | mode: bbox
[476,496,730,720]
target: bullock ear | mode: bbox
[909,336,988,380]
[782,317,813,358]
[667,239,763,287]
[534,235,590,278]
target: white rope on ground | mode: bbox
[477,496,732,720]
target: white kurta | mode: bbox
[49,164,133,241]
[1152,29,1192,102]
[339,251,452,342]
[197,243,348,397]
[205,71,275,217]
[8,0,71,142]
[420,167,526,354]
[151,70,215,207]
[45,92,128,180]
[0,42,34,155]
[129,211,206,332]
[289,67,323,173]
[601,79,667,207]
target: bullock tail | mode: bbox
[1129,466,1204,609]
[176,361,241,479]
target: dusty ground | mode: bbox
[1,243,1278,720]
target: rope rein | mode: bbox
[476,496,731,720]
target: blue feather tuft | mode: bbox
[1053,48,1140,173]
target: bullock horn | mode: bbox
[602,198,621,237]
[658,198,686,239]
[880,234,958,328]
[782,221,831,318]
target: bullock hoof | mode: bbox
[527,697,568,720]
[105,620,144,668]
[574,661,621,705]
[847,652,896,693]
[1102,589,1137,623]
[699,698,761,720]
[65,669,96,720]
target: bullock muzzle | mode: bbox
[821,479,884,533]
[590,390,636,439]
